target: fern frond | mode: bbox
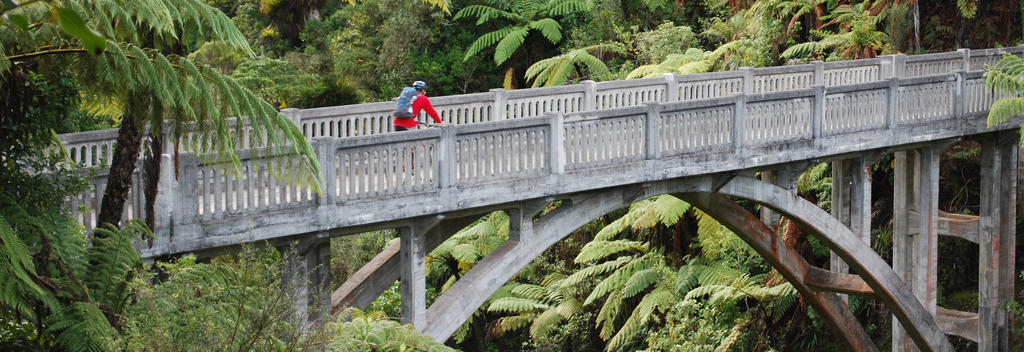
[575,240,645,264]
[619,268,658,299]
[510,283,548,300]
[528,18,562,44]
[488,297,551,313]
[463,26,514,62]
[492,314,534,336]
[781,41,821,59]
[494,26,529,65]
[546,0,592,16]
[595,289,622,340]
[714,318,749,352]
[606,287,674,350]
[560,255,632,288]
[530,307,564,338]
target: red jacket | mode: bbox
[394,94,443,129]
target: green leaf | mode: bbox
[56,8,106,54]
[7,14,29,30]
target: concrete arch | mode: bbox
[421,176,948,351]
[709,176,953,351]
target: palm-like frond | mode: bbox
[575,240,646,264]
[493,26,529,65]
[452,5,520,24]
[526,43,624,87]
[462,26,515,62]
[985,53,1024,127]
[606,286,674,351]
[528,18,562,44]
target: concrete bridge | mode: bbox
[60,47,1024,351]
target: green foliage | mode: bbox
[627,48,711,79]
[454,0,593,88]
[796,162,832,211]
[1,0,322,190]
[232,57,328,108]
[525,43,624,87]
[780,1,890,60]
[984,53,1024,127]
[329,308,455,352]
[488,274,582,340]
[118,248,328,351]
[633,22,698,64]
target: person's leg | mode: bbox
[394,126,408,132]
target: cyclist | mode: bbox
[393,81,443,131]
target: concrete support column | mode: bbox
[979,130,1018,352]
[281,235,332,328]
[830,157,872,300]
[892,146,940,352]
[400,225,427,329]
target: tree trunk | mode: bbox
[142,130,162,236]
[912,0,921,52]
[97,94,148,230]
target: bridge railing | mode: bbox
[57,46,1024,169]
[152,69,1001,226]
[62,47,1023,232]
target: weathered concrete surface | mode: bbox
[329,215,478,316]
[280,236,331,327]
[979,130,1018,352]
[805,266,875,295]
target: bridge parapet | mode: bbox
[57,46,1024,168]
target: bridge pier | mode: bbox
[979,130,1018,352]
[892,145,943,351]
[830,156,874,302]
[280,235,332,329]
[399,223,428,329]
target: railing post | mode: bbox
[644,102,661,160]
[663,73,679,103]
[812,61,825,86]
[741,67,754,94]
[547,113,565,175]
[958,48,971,72]
[174,154,200,226]
[892,54,907,78]
[887,78,900,129]
[955,71,965,120]
[437,125,457,188]
[490,88,507,121]
[732,94,746,152]
[879,55,894,80]
[581,80,597,111]
[281,108,304,137]
[317,139,336,206]
[813,85,824,141]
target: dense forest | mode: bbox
[3,0,1024,351]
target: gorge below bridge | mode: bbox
[61,47,1024,351]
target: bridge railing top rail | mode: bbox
[58,46,1023,168]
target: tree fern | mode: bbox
[525,43,623,87]
[605,286,674,351]
[454,0,591,87]
[487,274,580,339]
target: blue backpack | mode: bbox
[394,87,418,118]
